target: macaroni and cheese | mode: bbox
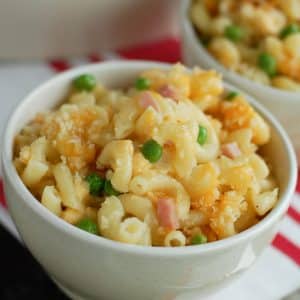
[190,0,300,91]
[14,64,278,247]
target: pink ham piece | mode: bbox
[156,197,179,230]
[138,91,159,111]
[157,84,178,101]
[164,140,175,148]
[221,142,241,159]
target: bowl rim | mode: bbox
[2,60,297,257]
[181,0,300,102]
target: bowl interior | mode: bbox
[2,60,297,254]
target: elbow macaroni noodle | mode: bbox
[190,0,300,91]
[14,64,278,246]
[97,140,134,193]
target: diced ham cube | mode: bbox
[138,91,159,111]
[156,197,179,230]
[157,84,178,102]
[163,140,176,152]
[221,142,241,159]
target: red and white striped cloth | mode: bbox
[0,38,299,300]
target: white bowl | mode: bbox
[181,0,300,157]
[2,61,297,300]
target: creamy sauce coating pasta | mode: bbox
[14,64,278,246]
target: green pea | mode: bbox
[224,25,244,42]
[226,91,239,101]
[191,234,207,245]
[141,139,163,163]
[73,74,96,91]
[76,218,98,235]
[85,173,105,196]
[280,24,300,39]
[258,53,277,77]
[104,180,120,196]
[197,126,208,146]
[135,77,151,90]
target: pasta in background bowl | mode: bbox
[181,0,300,161]
[190,0,300,91]
[2,61,296,300]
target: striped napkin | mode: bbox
[0,38,299,300]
